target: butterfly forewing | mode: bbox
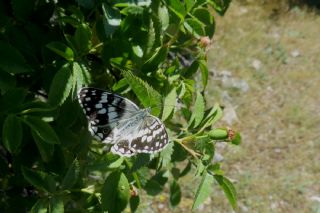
[78,87,169,156]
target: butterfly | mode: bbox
[77,87,169,157]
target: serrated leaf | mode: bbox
[122,70,162,116]
[168,0,186,20]
[2,114,23,154]
[162,87,177,121]
[30,199,48,213]
[73,62,91,90]
[188,91,205,128]
[23,116,60,144]
[199,104,223,130]
[170,180,181,207]
[199,60,208,89]
[48,65,73,106]
[46,42,74,61]
[101,172,130,213]
[142,46,168,72]
[214,175,237,209]
[208,0,232,15]
[49,197,64,213]
[0,41,32,74]
[158,142,174,169]
[22,167,56,193]
[192,172,214,210]
[158,6,169,30]
[61,158,80,189]
[102,4,121,36]
[32,131,54,162]
[184,18,205,39]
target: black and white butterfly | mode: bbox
[77,87,169,157]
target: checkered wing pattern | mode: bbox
[111,116,168,156]
[77,87,169,156]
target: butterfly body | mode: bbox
[78,87,169,156]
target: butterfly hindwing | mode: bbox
[111,116,168,156]
[78,87,169,156]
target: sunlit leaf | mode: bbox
[122,70,162,116]
[192,171,214,210]
[46,42,74,61]
[48,65,73,106]
[101,172,130,213]
[162,87,177,121]
[214,175,237,209]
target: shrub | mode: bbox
[0,0,240,212]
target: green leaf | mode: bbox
[30,199,48,213]
[21,167,56,192]
[61,158,80,190]
[208,0,232,15]
[131,154,150,172]
[170,180,181,207]
[199,60,208,89]
[184,18,205,39]
[231,132,241,145]
[102,4,121,36]
[73,62,92,92]
[120,6,144,16]
[188,91,205,128]
[182,60,199,78]
[199,104,223,130]
[48,65,73,106]
[179,161,192,177]
[167,0,186,20]
[23,116,60,144]
[162,87,177,121]
[0,41,32,74]
[49,197,64,213]
[2,114,23,154]
[158,142,174,169]
[142,46,168,72]
[32,131,54,162]
[192,171,214,210]
[46,42,74,61]
[214,175,237,209]
[158,6,169,30]
[74,23,92,53]
[122,70,162,116]
[130,195,140,213]
[101,172,130,213]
